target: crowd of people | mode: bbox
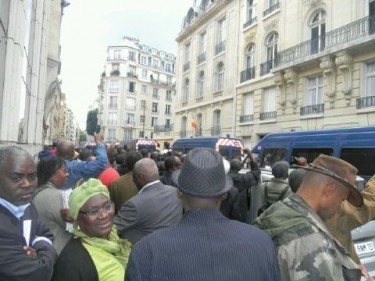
[0,135,374,280]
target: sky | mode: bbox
[59,0,193,129]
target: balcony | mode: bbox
[183,62,190,72]
[195,128,203,137]
[276,16,375,70]
[215,41,226,55]
[179,130,187,138]
[240,114,254,123]
[154,124,173,133]
[240,66,256,82]
[260,111,277,120]
[110,70,120,76]
[260,59,277,76]
[210,126,221,135]
[127,72,138,79]
[263,2,280,17]
[152,94,160,100]
[300,103,324,116]
[243,17,257,29]
[197,52,206,64]
[357,96,375,109]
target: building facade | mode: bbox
[237,0,375,148]
[0,0,69,155]
[175,0,240,139]
[98,36,176,144]
[177,0,375,149]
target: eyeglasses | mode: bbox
[79,201,114,217]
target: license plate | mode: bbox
[355,241,375,255]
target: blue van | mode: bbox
[172,136,243,160]
[251,126,375,180]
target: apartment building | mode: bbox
[237,0,375,148]
[99,36,176,144]
[177,0,375,149]
[175,0,240,139]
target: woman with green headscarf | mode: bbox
[52,178,131,281]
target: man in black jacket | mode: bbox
[0,146,57,281]
[228,149,261,222]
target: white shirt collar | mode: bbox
[139,180,160,194]
[0,198,30,219]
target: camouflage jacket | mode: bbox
[254,194,361,281]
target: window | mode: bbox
[165,104,171,115]
[109,96,118,108]
[112,63,119,71]
[128,51,136,62]
[109,80,119,92]
[243,93,254,116]
[215,62,225,92]
[151,117,158,126]
[196,113,203,136]
[266,32,278,66]
[212,110,221,135]
[245,0,257,27]
[129,81,136,93]
[305,75,323,106]
[140,56,147,65]
[139,131,145,138]
[197,71,205,98]
[142,85,147,93]
[126,97,136,110]
[246,44,256,69]
[365,62,375,97]
[263,87,276,115]
[124,129,132,140]
[108,129,116,140]
[165,63,172,72]
[140,115,145,123]
[182,78,189,102]
[166,90,172,101]
[181,117,187,137]
[198,31,206,63]
[184,43,191,64]
[215,18,226,54]
[166,76,172,85]
[126,113,135,125]
[142,69,147,79]
[165,119,171,128]
[153,88,159,99]
[152,59,159,68]
[129,65,136,75]
[141,100,146,108]
[108,112,117,125]
[310,10,326,54]
[114,50,121,59]
[152,102,158,113]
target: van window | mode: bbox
[340,148,375,179]
[292,148,333,164]
[261,148,288,167]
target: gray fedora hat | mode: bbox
[175,147,232,198]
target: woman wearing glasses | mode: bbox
[52,178,131,281]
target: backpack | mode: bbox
[257,183,289,216]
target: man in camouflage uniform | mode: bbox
[255,155,365,280]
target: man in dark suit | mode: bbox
[114,158,183,244]
[125,148,280,281]
[0,146,58,280]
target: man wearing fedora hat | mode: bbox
[255,154,365,280]
[125,148,279,281]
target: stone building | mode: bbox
[0,0,69,154]
[98,36,176,144]
[177,0,375,149]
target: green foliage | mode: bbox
[86,108,98,136]
[79,130,87,142]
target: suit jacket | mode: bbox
[109,171,139,213]
[114,181,183,244]
[125,209,280,281]
[0,204,58,281]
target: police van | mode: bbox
[118,138,158,152]
[251,126,375,181]
[172,136,243,160]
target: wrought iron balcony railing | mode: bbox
[197,52,206,64]
[260,59,278,76]
[263,2,280,17]
[240,66,256,82]
[240,115,254,123]
[356,96,375,109]
[154,124,173,133]
[260,111,277,120]
[210,126,221,135]
[276,16,375,69]
[243,17,257,29]
[300,103,324,116]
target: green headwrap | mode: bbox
[69,178,109,220]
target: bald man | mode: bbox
[114,158,183,244]
[56,133,108,188]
